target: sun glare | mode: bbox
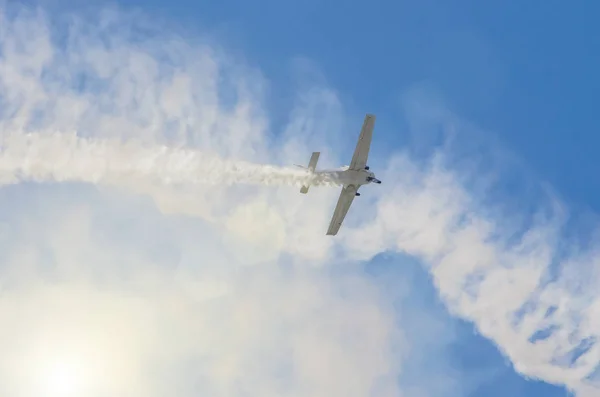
[39,357,86,397]
[44,360,82,396]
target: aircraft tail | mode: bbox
[299,151,320,194]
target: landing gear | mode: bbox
[355,192,361,197]
[364,166,370,170]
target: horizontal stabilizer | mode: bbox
[308,152,320,172]
[299,151,320,194]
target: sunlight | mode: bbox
[0,283,149,397]
[17,331,98,397]
[41,358,85,397]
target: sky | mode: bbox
[0,1,598,396]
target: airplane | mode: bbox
[295,113,381,235]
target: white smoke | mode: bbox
[0,131,341,188]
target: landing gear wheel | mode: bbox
[355,192,361,197]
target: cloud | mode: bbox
[1,3,598,397]
[342,93,600,395]
[0,193,397,397]
[0,5,412,397]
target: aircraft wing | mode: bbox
[349,114,376,170]
[326,185,358,235]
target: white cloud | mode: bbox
[342,94,600,395]
[1,3,597,397]
[0,5,412,397]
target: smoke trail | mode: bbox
[0,131,341,189]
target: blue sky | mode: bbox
[100,0,600,208]
[0,1,598,396]
[40,0,599,209]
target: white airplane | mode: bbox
[296,113,381,235]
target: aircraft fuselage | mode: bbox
[314,168,381,187]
